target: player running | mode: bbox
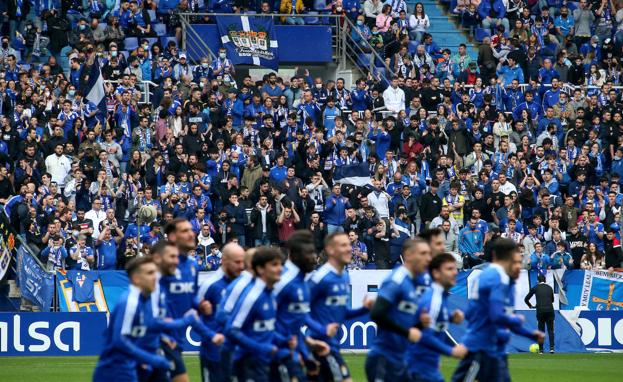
[273,230,332,381]
[226,246,294,382]
[406,253,469,382]
[196,242,245,382]
[451,238,543,382]
[93,257,173,382]
[159,218,210,382]
[307,232,373,382]
[365,238,433,381]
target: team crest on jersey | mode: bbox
[175,269,182,280]
[191,266,196,278]
[333,285,339,292]
[263,303,269,311]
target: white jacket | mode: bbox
[45,154,72,186]
[382,86,405,113]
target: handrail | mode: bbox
[103,79,155,104]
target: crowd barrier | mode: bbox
[3,263,623,356]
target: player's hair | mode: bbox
[417,228,443,243]
[429,253,456,273]
[402,238,428,254]
[324,231,348,249]
[492,238,520,262]
[287,230,315,255]
[126,256,154,277]
[164,217,189,236]
[251,246,283,272]
[150,240,176,257]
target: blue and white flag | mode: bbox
[85,62,106,105]
[17,245,55,311]
[83,62,107,124]
[217,15,279,70]
[334,162,371,187]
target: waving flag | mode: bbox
[334,162,371,187]
[83,62,107,125]
[217,15,279,70]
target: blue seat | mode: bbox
[124,37,139,51]
[161,37,177,47]
[144,37,158,47]
[120,51,129,60]
[14,50,21,63]
[147,9,157,22]
[408,40,418,54]
[153,23,167,37]
[305,11,320,25]
[474,28,491,42]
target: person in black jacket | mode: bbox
[249,195,277,246]
[524,275,555,353]
[604,230,623,270]
[419,180,442,230]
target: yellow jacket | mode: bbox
[280,0,305,22]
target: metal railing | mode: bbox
[177,12,394,81]
[103,80,157,105]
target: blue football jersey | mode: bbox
[407,282,455,380]
[307,263,368,350]
[462,264,522,355]
[196,268,232,361]
[93,286,169,381]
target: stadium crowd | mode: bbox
[2,0,623,277]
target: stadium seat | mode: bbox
[305,11,320,25]
[161,37,177,47]
[474,28,491,42]
[408,41,418,55]
[124,37,139,51]
[99,23,107,30]
[147,9,157,22]
[144,37,158,47]
[153,23,167,37]
[14,51,21,63]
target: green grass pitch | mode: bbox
[0,353,621,381]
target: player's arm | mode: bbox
[370,296,410,337]
[112,302,169,369]
[225,293,275,357]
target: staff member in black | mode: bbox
[524,275,555,353]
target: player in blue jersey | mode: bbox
[196,242,245,382]
[213,247,258,381]
[407,253,469,382]
[149,240,224,382]
[451,238,543,382]
[417,228,446,257]
[307,232,373,382]
[497,254,545,382]
[160,218,211,382]
[366,238,433,381]
[273,230,333,381]
[93,257,172,382]
[226,246,295,382]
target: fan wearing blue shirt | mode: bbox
[451,239,540,382]
[307,232,373,382]
[96,227,122,270]
[366,238,433,381]
[226,247,294,382]
[407,253,469,382]
[196,242,245,382]
[93,257,171,382]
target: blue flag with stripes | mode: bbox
[334,162,371,187]
[217,15,279,70]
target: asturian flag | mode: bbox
[333,162,372,187]
[217,15,279,70]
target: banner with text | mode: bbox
[16,246,54,312]
[217,16,279,70]
[0,312,107,356]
